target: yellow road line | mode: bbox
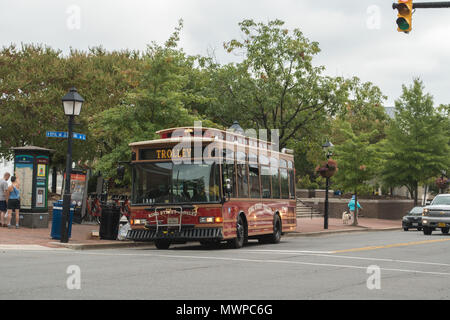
[332,238,450,253]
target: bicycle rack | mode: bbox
[146,206,184,233]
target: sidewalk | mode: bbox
[0,223,145,249]
[292,216,402,236]
[0,217,402,249]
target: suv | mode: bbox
[422,194,450,235]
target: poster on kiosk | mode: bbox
[63,169,87,208]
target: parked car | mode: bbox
[421,194,450,235]
[402,206,423,231]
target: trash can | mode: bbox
[99,204,121,240]
[72,206,82,224]
[51,200,75,240]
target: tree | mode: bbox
[0,44,143,172]
[331,77,388,146]
[204,19,350,150]
[333,122,380,225]
[90,21,216,182]
[381,79,450,205]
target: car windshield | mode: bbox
[132,162,221,205]
[431,196,450,206]
[409,207,423,215]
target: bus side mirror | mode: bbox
[117,165,125,181]
[225,178,232,198]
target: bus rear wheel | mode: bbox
[259,214,282,244]
[155,240,171,250]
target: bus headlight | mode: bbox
[132,219,147,225]
[199,217,214,223]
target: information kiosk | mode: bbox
[12,146,53,228]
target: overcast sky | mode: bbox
[1,0,450,107]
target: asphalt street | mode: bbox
[1,230,450,300]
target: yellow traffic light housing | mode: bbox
[396,0,413,33]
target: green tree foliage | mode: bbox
[333,122,380,224]
[90,21,216,182]
[380,79,450,205]
[204,19,349,150]
[331,77,388,146]
[0,44,142,171]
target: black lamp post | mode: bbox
[322,140,334,230]
[60,87,84,243]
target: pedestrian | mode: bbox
[0,172,11,227]
[6,175,21,229]
[348,195,362,221]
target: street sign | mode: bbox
[46,131,86,141]
[73,133,86,141]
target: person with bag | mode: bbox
[347,195,362,221]
[6,176,21,229]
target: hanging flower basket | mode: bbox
[436,177,449,190]
[316,159,338,178]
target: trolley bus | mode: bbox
[126,126,297,249]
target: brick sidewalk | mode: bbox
[296,216,401,233]
[0,223,114,248]
[0,217,402,249]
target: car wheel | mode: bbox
[423,227,433,235]
[441,227,449,234]
[403,227,409,231]
[417,227,422,231]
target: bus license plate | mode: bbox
[438,223,446,228]
[168,217,179,225]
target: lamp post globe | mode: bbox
[322,140,333,229]
[60,87,84,243]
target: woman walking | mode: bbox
[6,176,20,229]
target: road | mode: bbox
[1,230,450,300]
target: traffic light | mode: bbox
[395,0,413,32]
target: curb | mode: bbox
[285,227,402,237]
[49,241,154,250]
[48,227,403,249]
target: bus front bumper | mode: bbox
[126,227,223,242]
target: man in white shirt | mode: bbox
[0,172,10,227]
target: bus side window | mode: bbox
[271,166,280,199]
[280,168,289,199]
[237,164,249,198]
[261,166,271,199]
[249,164,261,198]
[223,163,236,198]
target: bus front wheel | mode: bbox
[229,215,245,249]
[155,240,171,250]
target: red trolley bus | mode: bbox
[126,126,297,249]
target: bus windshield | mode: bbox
[132,162,221,205]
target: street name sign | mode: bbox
[46,131,86,141]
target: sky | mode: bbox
[1,0,450,107]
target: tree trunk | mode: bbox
[414,181,418,206]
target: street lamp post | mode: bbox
[322,140,334,230]
[60,87,84,243]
